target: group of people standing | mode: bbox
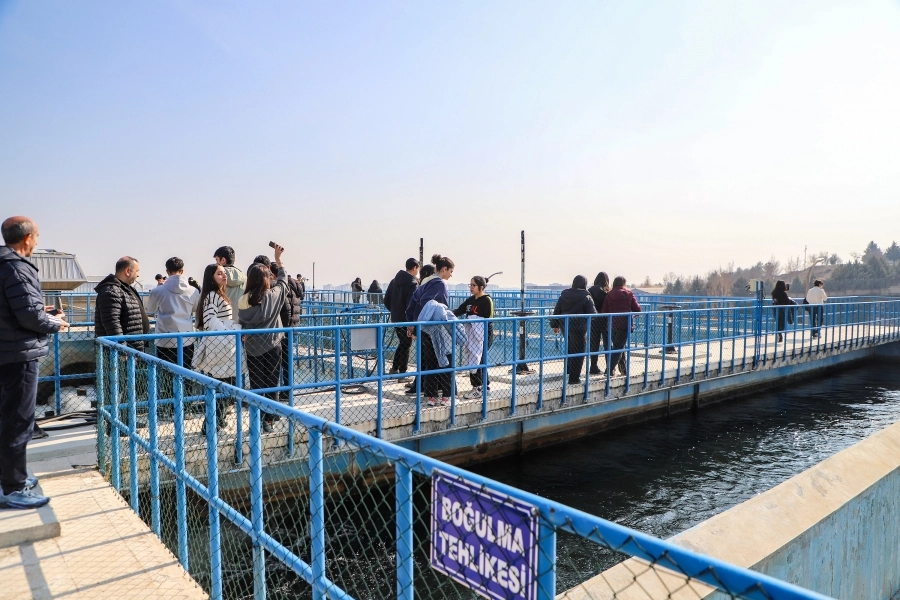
[93,244,305,433]
[383,254,495,406]
[771,279,828,342]
[551,273,642,385]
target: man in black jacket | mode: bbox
[94,256,150,350]
[0,216,67,509]
[550,275,597,385]
[272,263,305,398]
[383,258,420,377]
[94,257,150,437]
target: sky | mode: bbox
[2,1,899,288]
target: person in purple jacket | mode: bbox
[601,276,642,377]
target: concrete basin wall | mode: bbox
[562,409,900,600]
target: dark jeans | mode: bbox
[248,346,282,422]
[610,329,630,374]
[392,327,413,373]
[809,305,823,335]
[207,376,235,430]
[469,331,494,389]
[0,360,38,494]
[421,333,451,398]
[565,328,587,383]
[589,320,609,373]
[156,344,195,369]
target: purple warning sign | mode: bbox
[431,469,539,600]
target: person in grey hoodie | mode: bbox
[144,257,200,368]
[214,246,246,314]
[238,244,287,431]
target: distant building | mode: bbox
[30,249,86,291]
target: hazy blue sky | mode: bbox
[2,1,899,287]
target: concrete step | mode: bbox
[0,483,60,548]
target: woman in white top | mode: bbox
[194,264,241,432]
[805,279,828,338]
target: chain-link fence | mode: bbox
[95,298,900,449]
[95,338,832,600]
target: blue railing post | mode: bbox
[147,362,160,537]
[309,426,326,600]
[96,345,107,476]
[287,329,295,457]
[174,373,189,571]
[414,324,422,434]
[376,327,384,438]
[537,319,545,410]
[395,460,414,600]
[249,402,266,600]
[53,332,61,415]
[235,332,244,466]
[536,515,556,600]
[206,386,223,600]
[110,350,121,491]
[334,325,342,425]
[753,280,764,368]
[127,355,139,515]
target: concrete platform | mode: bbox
[0,425,206,600]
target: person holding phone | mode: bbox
[238,243,288,432]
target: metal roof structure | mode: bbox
[30,249,87,291]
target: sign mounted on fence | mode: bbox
[431,469,539,600]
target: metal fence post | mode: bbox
[53,332,61,415]
[334,325,342,425]
[174,373,189,571]
[536,515,556,600]
[96,345,107,476]
[147,362,160,537]
[206,386,223,600]
[395,460,414,600]
[310,426,326,600]
[288,329,295,457]
[110,350,121,491]
[249,402,266,600]
[235,333,244,466]
[127,355,138,514]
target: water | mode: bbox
[469,363,900,581]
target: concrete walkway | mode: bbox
[0,426,206,600]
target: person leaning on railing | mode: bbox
[383,258,420,380]
[550,275,596,385]
[193,263,242,434]
[600,276,641,377]
[238,244,287,433]
[0,216,68,509]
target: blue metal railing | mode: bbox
[95,338,833,600]
[98,298,900,446]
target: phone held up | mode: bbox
[268,241,284,250]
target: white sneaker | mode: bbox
[426,397,438,407]
[440,397,451,406]
[464,387,482,400]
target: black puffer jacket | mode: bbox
[279,276,304,328]
[383,270,418,324]
[550,288,597,332]
[588,285,609,333]
[94,274,150,350]
[0,246,61,365]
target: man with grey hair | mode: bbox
[0,216,68,509]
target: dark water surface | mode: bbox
[470,363,900,545]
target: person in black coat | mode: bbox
[550,275,597,384]
[771,280,796,343]
[272,264,305,398]
[383,258,420,375]
[587,272,611,375]
[0,217,67,508]
[94,257,150,351]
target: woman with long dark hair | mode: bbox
[771,280,795,342]
[367,280,382,304]
[351,277,364,303]
[238,245,288,432]
[454,275,495,398]
[588,272,610,375]
[406,254,455,406]
[193,263,241,433]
